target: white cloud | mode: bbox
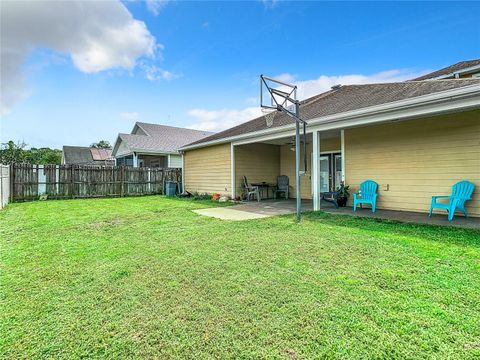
[186,68,428,132]
[140,63,180,81]
[262,0,278,9]
[292,69,427,100]
[120,112,139,120]
[0,0,158,115]
[273,73,296,84]
[186,107,263,132]
[146,0,169,16]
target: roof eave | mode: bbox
[179,83,480,151]
[111,134,132,157]
[131,149,180,155]
[423,64,480,81]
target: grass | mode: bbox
[1,196,479,359]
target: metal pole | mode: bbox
[295,102,301,222]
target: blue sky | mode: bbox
[1,1,479,149]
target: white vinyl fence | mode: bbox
[0,165,10,209]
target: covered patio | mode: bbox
[200,199,479,229]
[232,129,342,205]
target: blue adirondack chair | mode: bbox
[429,180,475,221]
[353,180,378,213]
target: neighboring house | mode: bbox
[180,77,480,217]
[62,146,114,165]
[111,122,213,168]
[412,59,480,80]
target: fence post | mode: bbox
[71,165,74,199]
[148,168,151,194]
[9,164,14,202]
[162,168,166,195]
[56,165,59,196]
[120,166,125,197]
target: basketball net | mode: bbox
[261,108,276,127]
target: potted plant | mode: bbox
[336,182,350,207]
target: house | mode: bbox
[62,146,114,165]
[112,122,212,168]
[412,59,480,81]
[179,76,480,217]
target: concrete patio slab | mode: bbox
[222,199,479,229]
[324,206,480,229]
[193,207,269,221]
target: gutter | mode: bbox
[179,83,480,151]
[426,64,480,81]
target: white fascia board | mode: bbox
[132,150,180,156]
[115,152,133,159]
[428,64,480,80]
[308,90,480,133]
[131,122,151,136]
[232,128,299,146]
[179,84,480,150]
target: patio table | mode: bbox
[251,182,276,200]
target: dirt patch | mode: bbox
[86,217,124,229]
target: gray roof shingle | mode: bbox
[119,123,213,153]
[186,79,480,147]
[412,59,480,81]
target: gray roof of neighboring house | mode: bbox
[186,79,480,147]
[62,146,113,165]
[412,59,480,81]
[113,123,213,155]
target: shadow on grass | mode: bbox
[298,211,480,248]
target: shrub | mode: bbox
[192,192,211,200]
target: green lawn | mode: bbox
[1,197,479,359]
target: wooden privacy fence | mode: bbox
[0,165,9,209]
[10,164,182,202]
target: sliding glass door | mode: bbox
[319,156,330,192]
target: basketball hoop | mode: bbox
[262,108,276,127]
[259,74,307,222]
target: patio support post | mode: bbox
[231,143,235,199]
[341,130,345,183]
[295,115,301,221]
[181,153,185,193]
[312,130,321,211]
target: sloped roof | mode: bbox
[114,123,213,155]
[186,79,480,147]
[90,148,112,161]
[63,146,112,165]
[412,59,480,81]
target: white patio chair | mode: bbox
[243,176,260,202]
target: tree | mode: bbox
[25,147,62,165]
[90,140,112,149]
[0,141,27,164]
[0,141,62,165]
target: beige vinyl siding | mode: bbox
[280,137,341,199]
[235,143,280,196]
[184,144,231,195]
[345,110,480,217]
